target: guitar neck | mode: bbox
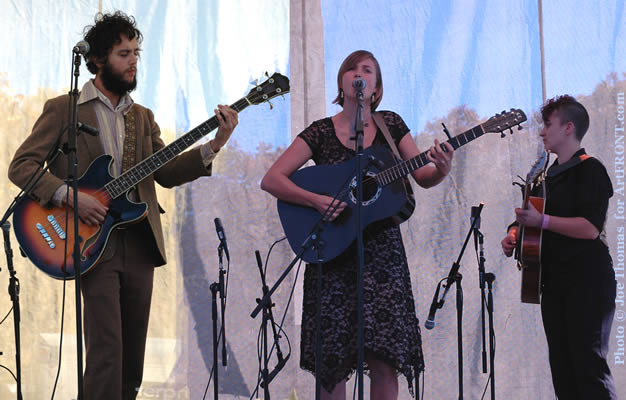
[376,123,487,186]
[105,97,251,199]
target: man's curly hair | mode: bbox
[83,11,143,74]
[541,94,590,141]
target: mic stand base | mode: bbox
[255,250,288,400]
[453,273,464,400]
[486,272,496,400]
[314,255,325,400]
[210,283,220,400]
[9,275,22,400]
[261,302,271,400]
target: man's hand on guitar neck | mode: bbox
[208,104,239,152]
[63,188,108,227]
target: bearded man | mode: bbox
[8,11,238,399]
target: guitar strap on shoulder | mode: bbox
[121,105,138,173]
[371,112,418,186]
[371,112,401,159]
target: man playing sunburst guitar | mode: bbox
[8,11,238,399]
[501,95,617,399]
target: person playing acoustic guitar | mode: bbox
[501,95,617,399]
[261,50,454,400]
[8,11,238,399]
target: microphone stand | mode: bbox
[67,49,85,400]
[427,203,484,400]
[0,48,88,400]
[209,282,219,400]
[251,174,354,399]
[2,222,22,400]
[352,83,366,400]
[209,244,227,399]
[251,92,371,397]
[472,208,496,399]
[485,272,496,400]
[0,130,65,400]
[219,245,227,368]
[255,250,288,399]
[472,209,488,376]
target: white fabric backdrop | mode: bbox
[0,0,624,399]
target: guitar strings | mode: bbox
[30,86,278,262]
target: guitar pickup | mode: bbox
[47,214,67,240]
[35,223,56,249]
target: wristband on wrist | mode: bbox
[541,214,550,230]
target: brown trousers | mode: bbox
[81,222,159,400]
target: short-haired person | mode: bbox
[501,95,617,399]
[261,50,454,399]
[8,11,238,399]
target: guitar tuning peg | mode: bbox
[509,128,513,135]
[268,100,274,110]
[501,110,506,115]
[500,131,506,138]
[265,71,270,78]
[518,125,523,130]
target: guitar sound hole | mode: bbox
[349,172,381,206]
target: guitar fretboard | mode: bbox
[375,124,486,186]
[105,97,250,199]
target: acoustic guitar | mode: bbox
[515,151,548,304]
[278,109,527,263]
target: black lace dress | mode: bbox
[298,110,424,395]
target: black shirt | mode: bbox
[538,148,614,287]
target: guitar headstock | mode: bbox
[482,108,527,137]
[526,151,549,183]
[245,72,290,106]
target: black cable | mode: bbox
[420,370,425,400]
[0,306,13,325]
[480,374,491,400]
[50,279,67,400]
[0,364,17,382]
[50,179,73,400]
[248,237,298,400]
[250,318,294,400]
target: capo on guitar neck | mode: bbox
[441,123,453,140]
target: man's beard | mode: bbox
[100,62,137,96]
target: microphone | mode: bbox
[424,300,439,330]
[77,122,99,136]
[2,221,12,271]
[424,280,443,330]
[261,354,290,388]
[352,78,366,90]
[214,218,230,262]
[72,40,90,55]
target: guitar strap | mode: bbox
[545,151,591,178]
[371,112,418,186]
[121,105,137,173]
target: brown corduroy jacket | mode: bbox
[8,94,212,266]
